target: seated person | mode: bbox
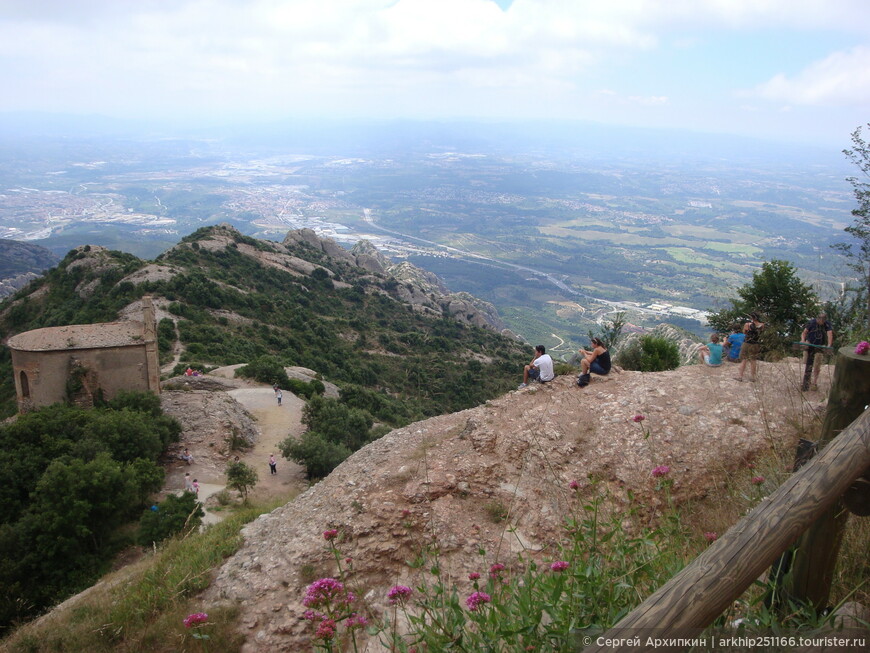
[579,337,611,377]
[519,345,555,389]
[698,334,723,367]
[180,448,194,465]
[725,326,745,363]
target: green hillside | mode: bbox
[0,225,528,421]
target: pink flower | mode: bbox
[651,465,671,478]
[183,612,208,628]
[704,532,718,543]
[489,563,506,578]
[346,613,369,630]
[468,572,481,580]
[550,561,570,572]
[387,585,412,605]
[323,528,338,541]
[466,591,492,612]
[633,414,646,423]
[856,341,869,355]
[752,476,765,485]
[569,480,580,490]
[315,618,337,640]
[303,578,354,609]
[303,609,325,622]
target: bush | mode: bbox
[279,431,351,479]
[617,335,680,372]
[137,492,204,546]
[235,355,291,387]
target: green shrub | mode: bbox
[137,492,204,546]
[279,431,351,479]
[617,335,680,372]
[235,355,291,387]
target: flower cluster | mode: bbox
[704,532,718,543]
[323,528,339,541]
[856,341,870,355]
[751,476,765,485]
[387,585,413,606]
[632,414,646,423]
[465,591,492,612]
[569,479,580,490]
[489,563,506,579]
[549,561,570,572]
[651,465,671,478]
[183,612,208,628]
[303,578,355,610]
[345,613,369,630]
[468,572,481,581]
[315,618,337,641]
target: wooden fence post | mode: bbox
[785,346,870,610]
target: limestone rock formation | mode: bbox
[204,358,826,651]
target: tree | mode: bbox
[834,123,870,328]
[708,260,819,342]
[226,461,258,501]
[137,492,203,546]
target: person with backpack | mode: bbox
[800,312,833,391]
[735,312,764,382]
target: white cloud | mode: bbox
[753,46,870,106]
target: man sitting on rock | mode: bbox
[519,345,555,389]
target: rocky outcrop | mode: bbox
[204,358,826,652]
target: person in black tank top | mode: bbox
[579,337,611,380]
[736,312,764,382]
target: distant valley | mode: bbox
[0,120,856,348]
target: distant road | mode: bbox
[360,208,665,320]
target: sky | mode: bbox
[2,0,870,147]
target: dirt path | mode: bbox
[164,370,309,525]
[226,386,308,503]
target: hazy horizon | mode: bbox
[2,1,869,149]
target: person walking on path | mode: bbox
[269,453,277,475]
[184,472,194,493]
[275,388,283,406]
[735,312,765,382]
[192,478,200,497]
[800,312,834,391]
[519,345,555,389]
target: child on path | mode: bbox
[192,478,199,497]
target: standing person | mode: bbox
[735,312,765,382]
[276,388,283,406]
[519,345,555,389]
[192,478,200,497]
[184,472,193,493]
[725,324,745,363]
[577,337,611,387]
[800,312,834,391]
[698,334,724,367]
[269,453,277,475]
